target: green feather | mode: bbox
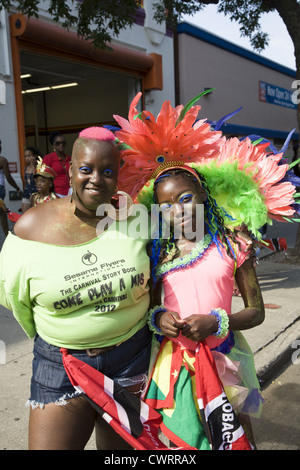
[252,137,264,146]
[175,89,215,126]
[289,157,300,169]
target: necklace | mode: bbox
[155,234,213,279]
[34,193,55,205]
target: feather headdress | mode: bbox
[114,91,223,199]
[114,92,299,237]
[191,136,298,234]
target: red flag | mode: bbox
[195,342,253,450]
[61,348,196,450]
[262,238,287,253]
[0,199,21,222]
[7,211,21,222]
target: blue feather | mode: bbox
[240,134,278,153]
[278,128,296,155]
[208,107,243,131]
[280,170,300,186]
[103,125,121,132]
[214,107,243,131]
[292,203,300,215]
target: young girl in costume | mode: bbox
[144,166,264,449]
[30,157,58,206]
[113,92,299,450]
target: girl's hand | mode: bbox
[157,310,186,338]
[235,226,258,266]
[180,314,218,342]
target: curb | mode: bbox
[255,321,300,388]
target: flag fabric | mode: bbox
[0,198,21,222]
[262,237,287,252]
[60,348,196,450]
[7,211,21,222]
[145,339,253,450]
[195,342,253,450]
[145,339,211,449]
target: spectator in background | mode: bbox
[43,132,71,198]
[0,140,22,237]
[21,147,39,213]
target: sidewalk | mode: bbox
[0,221,299,449]
[234,256,300,386]
[242,219,300,385]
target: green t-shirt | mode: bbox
[0,221,150,349]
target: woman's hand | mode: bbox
[180,314,218,342]
[157,310,186,338]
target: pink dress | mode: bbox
[150,234,263,421]
[155,234,248,350]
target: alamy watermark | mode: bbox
[291,339,300,365]
[96,196,205,242]
[0,340,6,365]
[291,80,300,105]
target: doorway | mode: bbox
[20,50,141,157]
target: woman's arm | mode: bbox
[1,156,21,192]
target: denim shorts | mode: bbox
[28,324,152,408]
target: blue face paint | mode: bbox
[79,166,92,173]
[179,193,195,204]
[103,169,114,177]
[78,167,115,177]
[160,203,172,212]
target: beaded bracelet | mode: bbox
[147,305,167,335]
[209,308,229,338]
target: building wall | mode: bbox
[0,10,20,167]
[176,23,298,156]
[0,10,23,211]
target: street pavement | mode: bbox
[0,220,299,450]
[253,360,300,450]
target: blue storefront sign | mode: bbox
[259,80,296,110]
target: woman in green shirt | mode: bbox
[0,127,151,450]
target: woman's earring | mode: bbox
[69,178,73,203]
[107,191,133,221]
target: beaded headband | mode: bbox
[154,164,203,187]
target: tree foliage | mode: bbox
[0,0,140,49]
[0,1,299,55]
[217,0,272,51]
[0,1,223,49]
